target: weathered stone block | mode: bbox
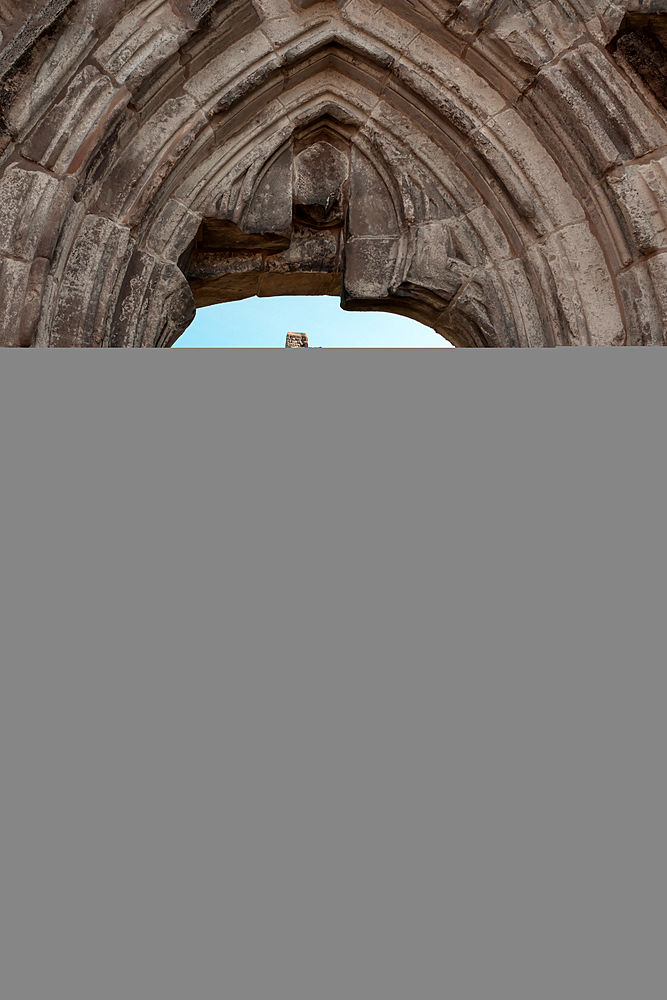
[348,146,399,237]
[645,251,667,338]
[21,65,130,175]
[0,255,49,347]
[108,248,195,347]
[527,222,625,345]
[489,1,583,69]
[47,214,132,347]
[447,266,519,347]
[258,269,341,296]
[183,29,273,107]
[187,250,263,306]
[342,0,421,55]
[243,146,293,238]
[0,167,75,261]
[343,237,401,300]
[265,227,342,274]
[293,141,349,228]
[144,199,202,262]
[608,156,667,254]
[616,260,665,345]
[0,1,79,105]
[95,1,191,93]
[285,331,309,346]
[4,23,96,137]
[94,95,206,223]
[448,205,512,266]
[405,220,455,289]
[405,32,506,121]
[476,107,584,232]
[534,43,667,176]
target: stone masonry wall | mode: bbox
[2,1,667,345]
[285,333,322,347]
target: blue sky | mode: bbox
[173,295,453,348]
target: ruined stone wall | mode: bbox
[286,333,309,348]
[2,0,667,346]
[286,332,321,346]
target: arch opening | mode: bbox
[177,121,474,345]
[174,294,453,348]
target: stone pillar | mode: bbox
[285,332,309,347]
[285,332,323,347]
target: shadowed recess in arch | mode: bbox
[173,296,453,347]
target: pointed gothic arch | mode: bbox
[1,0,666,346]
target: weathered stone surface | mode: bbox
[615,22,667,107]
[402,221,468,309]
[344,237,402,301]
[0,167,74,260]
[0,1,78,94]
[0,255,49,346]
[144,199,202,262]
[526,222,625,345]
[532,42,667,177]
[293,141,349,228]
[265,226,342,275]
[2,0,667,345]
[94,95,207,225]
[183,28,274,107]
[608,155,667,253]
[95,1,191,93]
[21,65,130,175]
[616,259,666,344]
[471,108,584,235]
[46,214,133,347]
[348,145,399,237]
[285,331,322,346]
[188,250,263,306]
[242,146,293,239]
[489,1,583,69]
[108,249,195,348]
[4,23,96,137]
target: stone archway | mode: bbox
[1,0,667,346]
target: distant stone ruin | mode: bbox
[3,2,667,345]
[285,333,322,348]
